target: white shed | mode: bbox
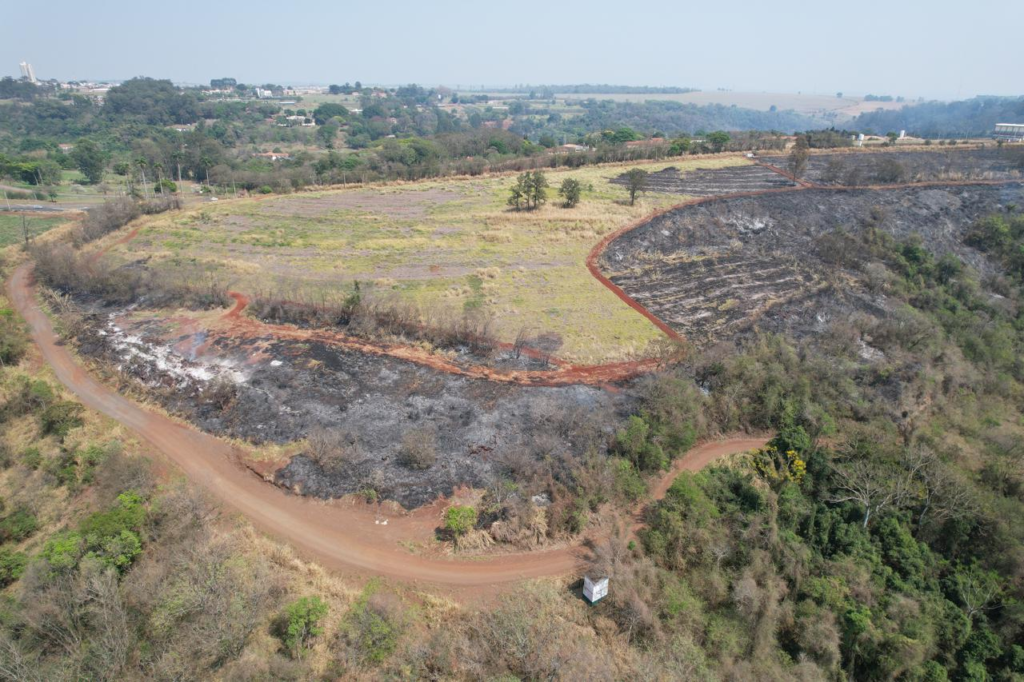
[583,575,609,603]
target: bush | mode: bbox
[259,185,274,194]
[0,508,38,543]
[614,415,668,472]
[39,400,84,439]
[281,596,329,658]
[0,547,27,586]
[444,505,477,536]
[0,308,26,366]
[398,426,437,470]
[342,587,403,665]
[558,178,582,208]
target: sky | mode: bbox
[2,0,1022,100]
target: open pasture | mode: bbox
[97,156,751,362]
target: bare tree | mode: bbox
[829,458,918,528]
[954,564,1002,619]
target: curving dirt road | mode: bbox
[10,260,764,585]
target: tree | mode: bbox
[444,505,477,536]
[788,136,809,178]
[281,596,328,659]
[528,171,548,209]
[829,458,916,527]
[313,103,349,125]
[706,131,731,153]
[558,178,582,208]
[71,139,106,184]
[624,168,649,206]
[507,174,528,210]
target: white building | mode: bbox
[18,61,37,83]
[583,575,609,603]
[994,123,1024,143]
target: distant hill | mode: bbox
[854,96,1024,138]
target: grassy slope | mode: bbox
[103,156,749,362]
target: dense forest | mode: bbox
[855,96,1024,138]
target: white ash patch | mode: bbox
[105,312,248,388]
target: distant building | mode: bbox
[58,143,74,153]
[994,123,1024,142]
[254,151,291,161]
[583,575,609,604]
[18,61,37,83]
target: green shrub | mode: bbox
[39,400,84,439]
[258,185,274,194]
[21,446,41,470]
[443,505,477,536]
[0,547,27,586]
[343,585,402,665]
[281,596,329,658]
[0,508,38,543]
[614,415,668,471]
[0,309,26,366]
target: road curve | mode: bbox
[9,262,765,585]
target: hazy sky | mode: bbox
[3,0,1021,100]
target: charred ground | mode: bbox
[601,182,1024,344]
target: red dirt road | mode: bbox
[10,261,765,585]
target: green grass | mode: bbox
[104,156,750,362]
[0,214,66,247]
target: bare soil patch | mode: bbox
[259,187,466,218]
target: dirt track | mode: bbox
[9,260,764,585]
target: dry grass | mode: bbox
[101,155,751,362]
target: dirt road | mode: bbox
[7,260,766,586]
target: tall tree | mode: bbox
[70,139,106,184]
[624,168,649,206]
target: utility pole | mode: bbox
[2,190,9,211]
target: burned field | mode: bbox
[600,182,1024,344]
[611,163,796,197]
[762,148,1024,186]
[76,309,627,508]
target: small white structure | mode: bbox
[583,575,609,603]
[994,123,1024,142]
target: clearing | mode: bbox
[94,155,750,363]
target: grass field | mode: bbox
[0,213,66,247]
[99,156,752,362]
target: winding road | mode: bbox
[10,261,765,585]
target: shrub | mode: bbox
[558,178,582,208]
[444,505,477,536]
[0,547,27,586]
[398,426,437,470]
[281,596,329,658]
[342,587,403,665]
[0,508,38,543]
[614,415,668,472]
[0,308,26,366]
[39,400,84,439]
[259,185,274,194]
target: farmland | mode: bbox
[97,155,750,362]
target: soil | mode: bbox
[257,187,467,219]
